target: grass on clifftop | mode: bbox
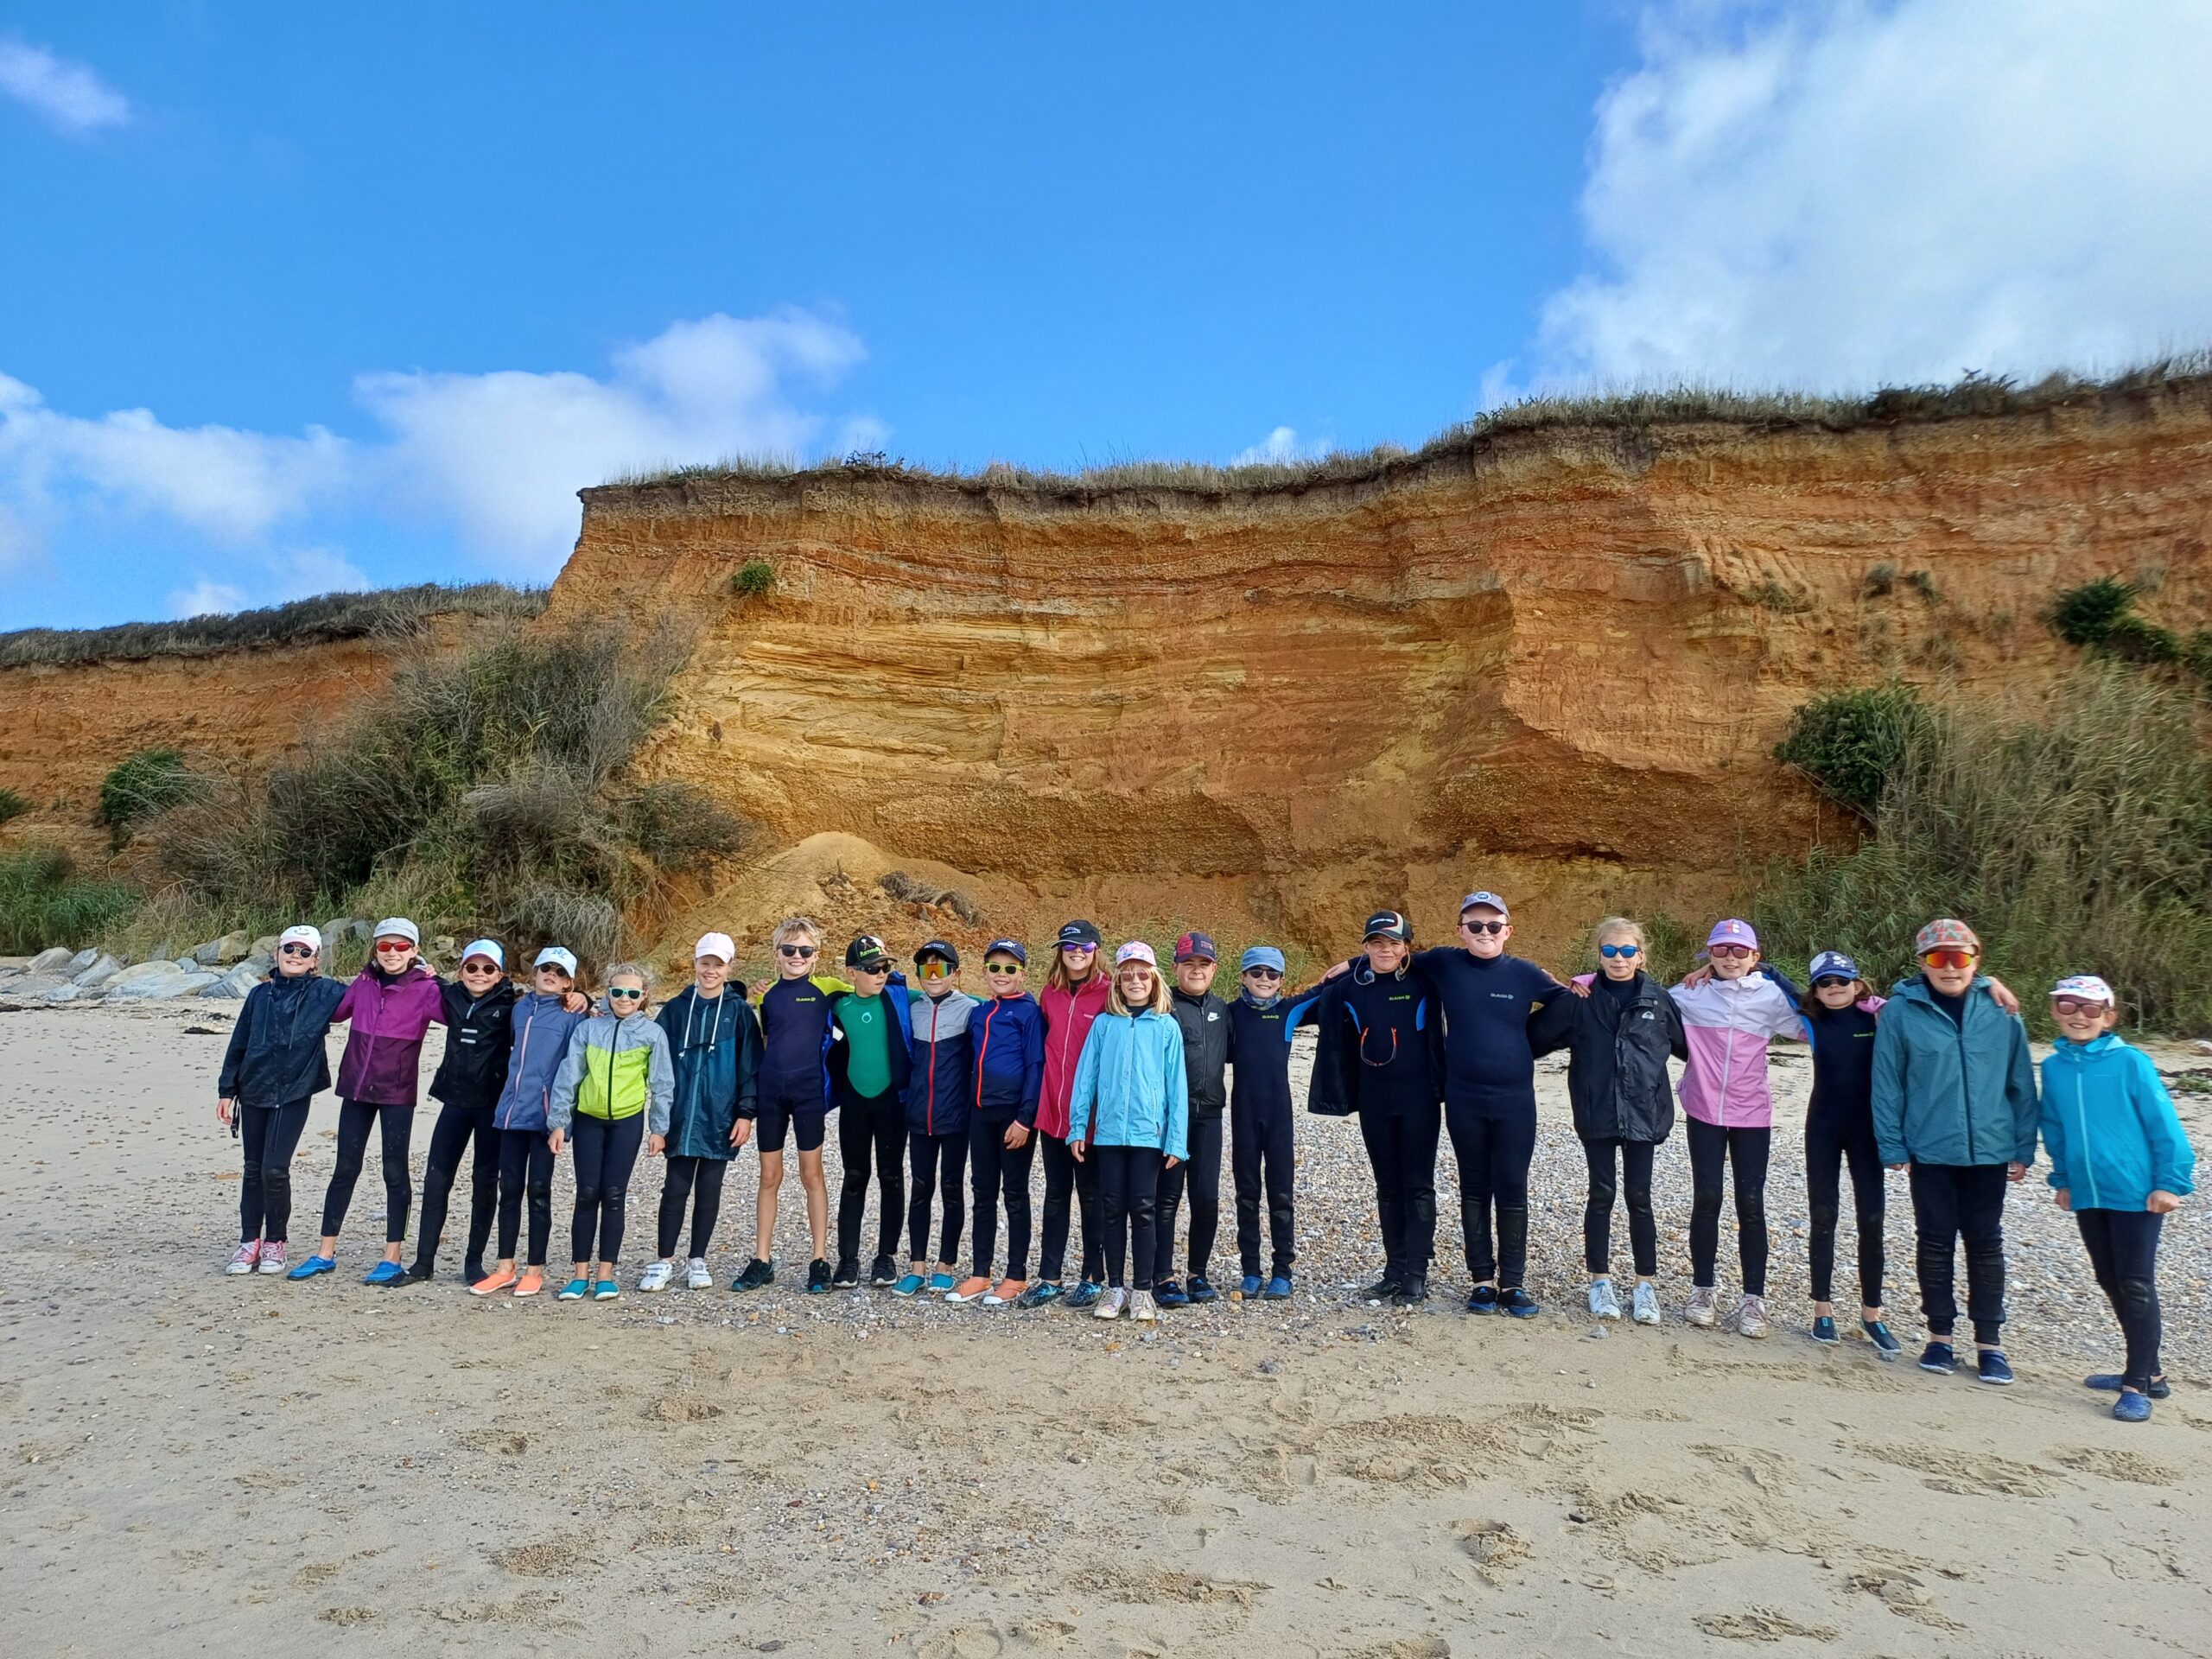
[0,582,547,669]
[601,355,2212,497]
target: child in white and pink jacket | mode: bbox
[1669,918,1807,1338]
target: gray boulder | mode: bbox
[29,946,75,974]
[322,918,371,946]
[108,969,221,1001]
[192,931,255,967]
[201,961,268,999]
[71,953,122,988]
[41,982,88,1006]
[68,947,99,973]
[3,974,70,1000]
[251,935,280,958]
[105,960,188,992]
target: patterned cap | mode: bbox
[1174,931,1218,963]
[2051,974,2114,1006]
[533,945,579,976]
[1914,918,1981,956]
[1115,941,1158,967]
[1808,950,1860,982]
[1363,910,1412,942]
[1707,918,1758,950]
[277,925,322,953]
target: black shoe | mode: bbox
[831,1257,860,1287]
[1364,1273,1405,1302]
[1465,1284,1499,1315]
[1499,1287,1540,1319]
[461,1260,486,1287]
[1187,1274,1219,1304]
[1154,1279,1192,1307]
[805,1258,832,1294]
[405,1259,436,1282]
[731,1257,775,1292]
[868,1254,899,1287]
[1393,1275,1429,1306]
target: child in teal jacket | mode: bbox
[2040,975,2196,1421]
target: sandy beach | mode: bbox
[5,1000,2209,1657]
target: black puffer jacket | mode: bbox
[428,979,519,1110]
[1529,970,1686,1143]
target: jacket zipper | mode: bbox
[1956,1001,1975,1163]
[2075,1058,2101,1208]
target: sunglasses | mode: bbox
[1708,944,1756,960]
[2051,995,2110,1016]
[1061,943,1097,956]
[1244,968,1282,981]
[607,987,645,1001]
[853,961,891,976]
[1599,943,1639,958]
[374,941,415,954]
[1460,919,1505,935]
[778,944,818,959]
[919,961,951,977]
[984,963,1024,976]
[1813,976,1854,990]
[1921,950,1976,971]
[279,943,317,958]
[461,958,501,973]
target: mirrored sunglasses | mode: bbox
[2051,995,2110,1016]
[1921,949,1975,971]
[1599,943,1639,958]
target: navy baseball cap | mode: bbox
[914,939,960,969]
[1056,919,1102,950]
[984,938,1027,965]
[1174,931,1218,963]
[1809,950,1862,982]
[1363,909,1412,942]
[1459,890,1510,918]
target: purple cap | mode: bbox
[1707,918,1758,950]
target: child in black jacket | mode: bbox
[410,940,521,1284]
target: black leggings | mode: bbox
[238,1100,310,1244]
[836,1091,905,1266]
[1096,1144,1163,1289]
[907,1130,967,1265]
[1446,1105,1535,1287]
[416,1100,498,1273]
[1582,1136,1657,1278]
[496,1128,556,1266]
[656,1155,728,1260]
[1806,1111,1885,1306]
[1231,1094,1295,1278]
[969,1115,1037,1278]
[2076,1207,2165,1391]
[1154,1115,1223,1285]
[1037,1130,1103,1285]
[321,1099,416,1244]
[1688,1117,1771,1295]
[1360,1102,1441,1281]
[569,1113,645,1266]
[1910,1161,2008,1344]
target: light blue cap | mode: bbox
[1240,945,1286,973]
[533,945,578,976]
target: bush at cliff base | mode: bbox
[0,848,139,955]
[1756,665,2212,1035]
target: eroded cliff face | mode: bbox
[551,382,2212,961]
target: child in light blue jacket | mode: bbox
[2040,976,2196,1422]
[1069,943,1188,1323]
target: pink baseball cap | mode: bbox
[1707,918,1758,950]
[1115,941,1157,967]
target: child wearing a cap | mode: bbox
[1798,951,1901,1355]
[894,940,980,1297]
[639,934,760,1294]
[1067,942,1188,1322]
[474,946,590,1297]
[547,962,674,1301]
[951,940,1046,1305]
[735,917,848,1295]
[1150,931,1231,1306]
[410,939,520,1285]
[1021,921,1113,1310]
[1310,912,1446,1306]
[828,936,912,1288]
[1529,918,1687,1326]
[1870,918,2039,1385]
[1662,918,1808,1336]
[1224,944,1325,1299]
[218,925,351,1278]
[2041,975,2196,1421]
[289,918,447,1286]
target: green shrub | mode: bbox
[730,561,776,599]
[0,787,25,826]
[99,748,194,846]
[1771,683,1932,817]
[2049,576,2139,648]
[1753,665,2212,1033]
[0,847,138,953]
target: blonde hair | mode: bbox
[604,960,653,1006]
[1109,957,1172,1017]
[1594,916,1646,953]
[771,916,821,949]
[1048,944,1103,993]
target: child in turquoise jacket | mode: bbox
[2040,976,2196,1421]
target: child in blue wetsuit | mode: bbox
[1799,950,1901,1357]
[736,915,847,1294]
[1224,944,1323,1299]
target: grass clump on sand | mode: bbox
[0,848,139,955]
[1754,666,2212,1034]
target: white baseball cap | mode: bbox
[460,938,505,969]
[1115,941,1158,967]
[533,945,579,976]
[2051,974,2115,1006]
[278,925,322,953]
[372,917,420,946]
[694,931,736,963]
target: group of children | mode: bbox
[213,899,2195,1420]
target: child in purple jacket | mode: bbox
[289,918,447,1285]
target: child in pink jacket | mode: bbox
[1668,918,1807,1338]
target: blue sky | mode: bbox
[3,2,2207,627]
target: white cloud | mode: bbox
[166,545,369,620]
[356,308,868,570]
[1231,425,1325,466]
[1529,0,2212,393]
[0,37,129,135]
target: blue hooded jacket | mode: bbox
[1870,975,2038,1167]
[1068,1007,1189,1160]
[493,991,589,1132]
[657,985,760,1160]
[2040,1033,2196,1210]
[971,991,1046,1126]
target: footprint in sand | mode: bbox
[2048,1446,2178,1486]
[1694,1609,1839,1642]
[1863,1441,2063,1498]
[492,1536,594,1578]
[1847,1571,1963,1629]
[1452,1517,1531,1583]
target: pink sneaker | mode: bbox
[226,1240,262,1275]
[257,1242,289,1275]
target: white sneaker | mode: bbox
[1129,1289,1159,1323]
[226,1241,261,1275]
[686,1257,712,1290]
[1093,1287,1128,1321]
[1738,1294,1770,1339]
[638,1260,673,1293]
[1631,1281,1661,1325]
[1587,1278,1621,1319]
[1686,1286,1718,1327]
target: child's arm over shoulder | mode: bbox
[808,972,855,996]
